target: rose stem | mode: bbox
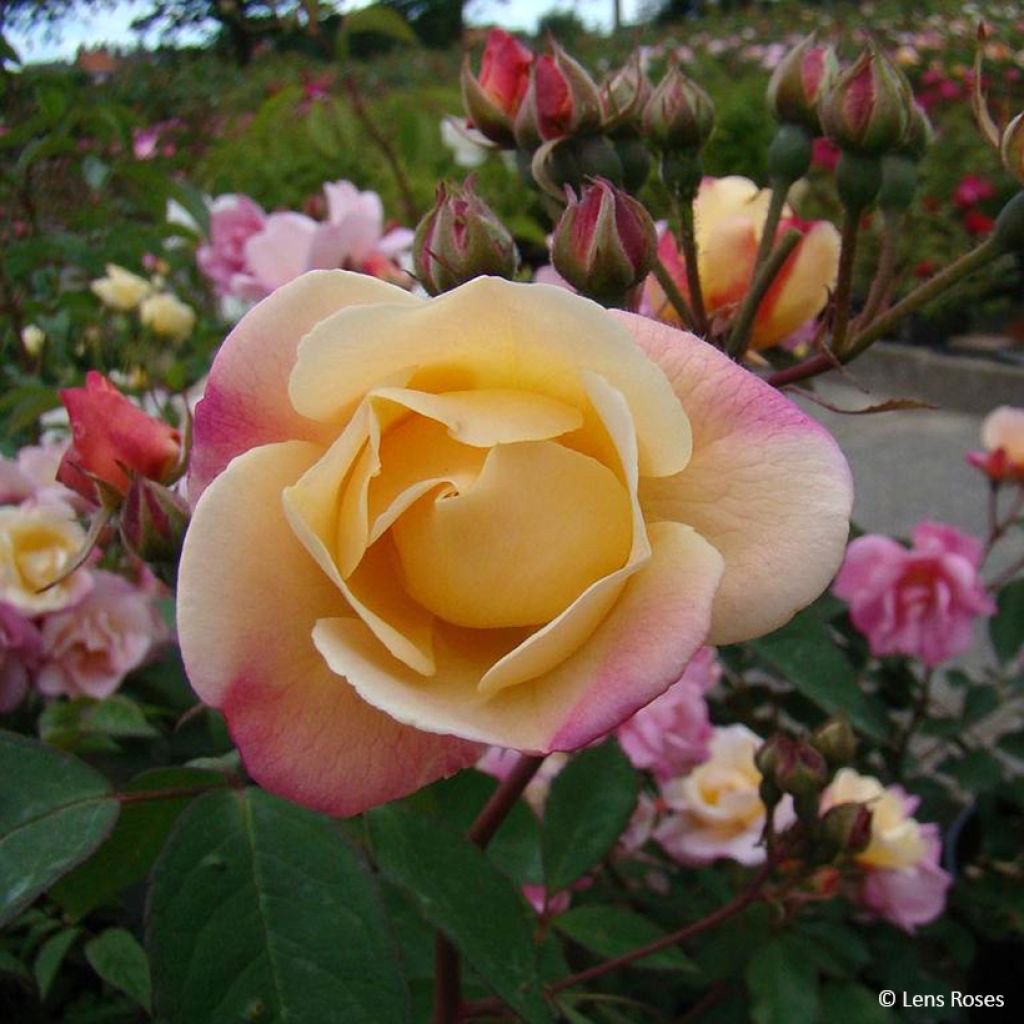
[462,852,781,1019]
[766,234,1004,388]
[432,754,547,1024]
[677,198,709,336]
[725,228,802,359]
[651,257,696,331]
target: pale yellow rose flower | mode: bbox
[139,293,196,343]
[21,324,46,357]
[0,503,93,613]
[90,264,152,311]
[823,768,927,871]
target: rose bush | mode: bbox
[177,271,851,816]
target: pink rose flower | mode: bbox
[0,603,42,711]
[36,571,167,699]
[823,769,951,932]
[0,440,74,507]
[966,405,1024,483]
[177,273,851,816]
[616,646,720,781]
[832,521,995,666]
[653,724,794,867]
[233,181,413,302]
[197,194,268,298]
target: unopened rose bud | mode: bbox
[461,28,534,148]
[766,33,838,135]
[413,178,519,295]
[821,48,911,156]
[532,135,624,198]
[993,190,1024,255]
[120,476,190,585]
[775,739,829,816]
[754,734,792,781]
[642,63,715,153]
[514,47,602,150]
[601,51,651,134]
[809,718,857,770]
[21,324,46,357]
[551,178,656,307]
[1000,112,1024,184]
[819,802,873,858]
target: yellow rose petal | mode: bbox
[392,440,633,629]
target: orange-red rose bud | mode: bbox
[1000,111,1024,184]
[551,178,656,306]
[57,371,181,505]
[514,47,603,150]
[461,28,533,147]
[601,51,652,134]
[766,33,838,134]
[642,63,715,153]
[413,178,519,296]
[120,475,190,585]
[820,48,911,156]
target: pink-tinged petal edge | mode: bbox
[177,439,479,816]
[612,311,853,645]
[188,270,420,503]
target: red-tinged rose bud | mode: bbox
[461,28,533,147]
[413,178,519,295]
[551,178,657,307]
[754,733,792,781]
[821,48,911,156]
[809,718,857,770]
[642,63,715,153]
[601,51,651,134]
[819,802,873,858]
[57,371,181,506]
[514,47,602,150]
[120,475,189,585]
[531,134,624,198]
[775,739,829,818]
[766,33,839,134]
[1000,112,1024,184]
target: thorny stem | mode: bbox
[463,852,782,1019]
[343,76,420,227]
[651,256,696,330]
[677,199,708,336]
[831,210,862,356]
[856,210,902,330]
[765,235,1004,389]
[432,754,546,1024]
[753,181,790,278]
[726,228,802,359]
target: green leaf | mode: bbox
[85,929,151,1011]
[745,937,819,1024]
[407,769,542,884]
[337,5,417,58]
[40,695,159,750]
[542,742,638,892]
[51,767,225,920]
[368,802,552,1023]
[148,788,409,1024]
[0,731,119,927]
[820,981,895,1023]
[554,906,699,973]
[748,608,888,739]
[34,927,81,1000]
[947,750,1002,792]
[962,686,1000,727]
[991,578,1024,664]
[0,949,31,985]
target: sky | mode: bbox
[7,1,645,64]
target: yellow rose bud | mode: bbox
[90,264,152,311]
[139,293,196,343]
[21,324,46,357]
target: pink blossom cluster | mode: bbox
[833,521,995,666]
[0,442,167,711]
[196,180,413,308]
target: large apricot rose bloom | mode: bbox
[645,176,840,350]
[178,272,852,815]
